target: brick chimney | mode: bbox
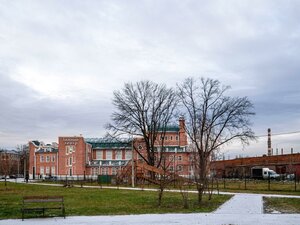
[179,116,187,147]
[267,128,272,156]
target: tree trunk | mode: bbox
[197,155,207,204]
[158,188,164,206]
[197,186,203,203]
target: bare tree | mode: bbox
[16,144,29,179]
[107,80,178,171]
[0,150,13,187]
[177,77,255,204]
[156,156,176,207]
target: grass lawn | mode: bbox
[263,197,300,213]
[212,179,300,196]
[38,179,300,196]
[0,182,231,220]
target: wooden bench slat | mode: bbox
[24,199,63,203]
[23,196,63,200]
[22,196,65,221]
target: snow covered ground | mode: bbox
[1,181,300,224]
[1,211,300,225]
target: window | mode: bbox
[106,150,112,160]
[40,155,44,162]
[165,136,168,140]
[169,155,174,161]
[169,166,174,172]
[115,151,122,160]
[189,155,194,161]
[69,157,72,166]
[66,146,75,154]
[112,167,118,175]
[96,151,103,160]
[51,166,55,175]
[101,167,108,175]
[40,167,44,175]
[138,145,143,150]
[46,156,50,162]
[177,165,183,172]
[92,168,98,175]
[46,167,50,174]
[52,155,55,162]
[176,136,179,141]
[177,155,182,161]
[170,136,173,140]
[125,150,131,159]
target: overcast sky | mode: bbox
[1,0,300,157]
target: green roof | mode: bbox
[158,125,179,132]
[85,138,132,149]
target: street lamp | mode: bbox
[131,136,135,188]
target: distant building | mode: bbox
[210,153,300,178]
[28,141,58,179]
[0,149,21,176]
[28,118,192,179]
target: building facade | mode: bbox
[28,118,192,179]
[210,153,300,178]
[0,149,21,177]
[28,141,59,179]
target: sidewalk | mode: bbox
[214,193,263,214]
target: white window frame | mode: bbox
[112,167,117,175]
[40,166,44,175]
[177,165,183,172]
[115,151,122,160]
[106,150,112,160]
[125,150,131,160]
[51,166,55,175]
[102,167,108,175]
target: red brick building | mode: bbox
[29,141,58,179]
[28,118,192,179]
[210,153,300,178]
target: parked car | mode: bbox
[251,167,280,179]
[286,174,295,181]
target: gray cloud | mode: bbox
[0,0,300,157]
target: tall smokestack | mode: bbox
[267,128,272,156]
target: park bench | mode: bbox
[21,196,65,220]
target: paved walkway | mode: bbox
[214,193,263,214]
